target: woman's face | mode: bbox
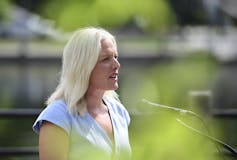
[88,38,120,92]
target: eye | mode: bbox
[102,57,110,61]
[114,55,118,59]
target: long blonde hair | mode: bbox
[47,27,118,114]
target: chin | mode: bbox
[114,86,119,90]
[110,84,119,90]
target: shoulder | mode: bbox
[42,100,69,116]
[33,99,72,134]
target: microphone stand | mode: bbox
[142,99,237,159]
[176,118,237,158]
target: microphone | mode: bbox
[142,99,203,121]
[142,99,237,158]
[141,98,208,135]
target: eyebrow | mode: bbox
[100,49,118,56]
[99,53,118,58]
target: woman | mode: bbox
[33,27,131,160]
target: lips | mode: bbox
[109,73,118,80]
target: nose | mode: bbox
[112,57,120,70]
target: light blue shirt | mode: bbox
[33,96,131,160]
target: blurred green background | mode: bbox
[1,0,237,159]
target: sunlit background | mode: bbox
[1,0,237,159]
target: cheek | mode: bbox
[90,64,108,81]
[93,65,105,74]
[96,63,110,73]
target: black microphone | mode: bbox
[142,99,237,158]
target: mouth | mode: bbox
[109,73,118,80]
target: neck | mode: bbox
[85,88,105,111]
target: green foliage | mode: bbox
[130,113,221,160]
[132,0,176,32]
[134,53,216,109]
[0,0,10,20]
[119,52,222,159]
[37,0,175,32]
[92,0,132,29]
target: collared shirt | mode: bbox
[33,96,131,160]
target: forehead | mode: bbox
[100,38,117,52]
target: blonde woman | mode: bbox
[33,27,131,160]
